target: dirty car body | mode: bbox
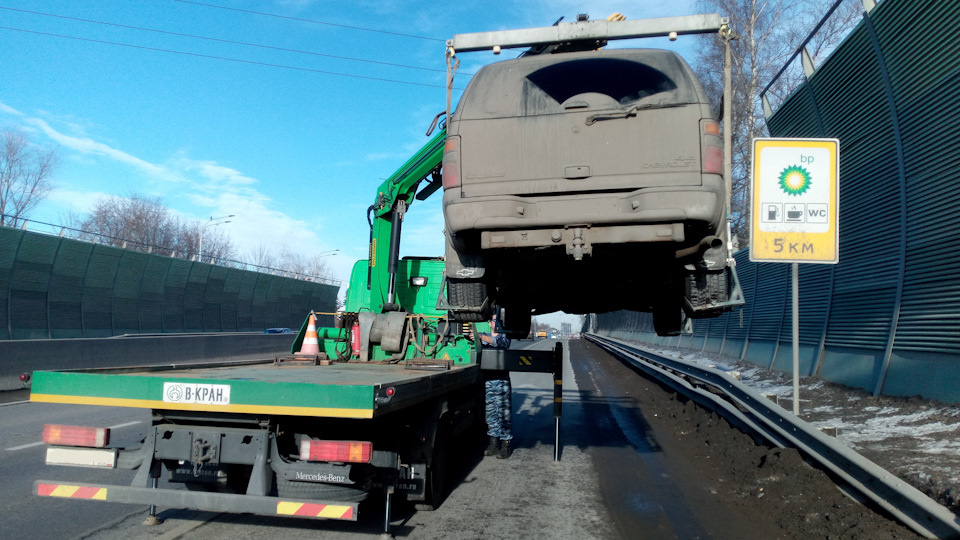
[442,48,731,333]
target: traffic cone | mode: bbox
[296,313,320,355]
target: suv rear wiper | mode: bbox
[585,103,685,125]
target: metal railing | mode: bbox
[586,333,960,539]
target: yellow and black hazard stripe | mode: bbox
[37,483,107,500]
[276,501,355,519]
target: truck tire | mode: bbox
[447,279,489,322]
[501,305,531,339]
[653,306,682,336]
[415,421,451,511]
[275,471,373,502]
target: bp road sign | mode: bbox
[750,138,839,264]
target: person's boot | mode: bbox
[497,439,511,459]
[484,436,499,456]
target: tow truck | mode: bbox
[29,125,562,535]
[28,12,739,535]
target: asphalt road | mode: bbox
[2,338,801,539]
[0,398,149,540]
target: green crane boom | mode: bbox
[367,128,446,312]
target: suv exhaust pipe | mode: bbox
[675,236,722,260]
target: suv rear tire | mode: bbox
[447,279,490,322]
[653,306,682,336]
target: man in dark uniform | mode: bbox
[468,314,513,459]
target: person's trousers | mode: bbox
[485,377,512,440]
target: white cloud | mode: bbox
[46,189,114,214]
[12,107,354,280]
[176,157,259,186]
[0,101,24,117]
[26,117,179,183]
[365,152,404,162]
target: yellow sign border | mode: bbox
[750,138,839,264]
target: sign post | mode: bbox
[751,138,839,416]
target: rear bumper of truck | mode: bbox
[35,480,358,520]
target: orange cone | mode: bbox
[296,313,320,355]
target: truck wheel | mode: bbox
[653,306,682,336]
[501,306,532,339]
[447,279,490,322]
[415,421,451,511]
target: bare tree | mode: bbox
[246,243,277,270]
[69,193,235,262]
[275,247,333,279]
[305,254,332,279]
[277,246,309,276]
[0,129,58,228]
[248,243,335,281]
[693,0,861,245]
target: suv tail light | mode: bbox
[299,439,372,463]
[700,119,723,175]
[43,424,110,448]
[441,136,461,189]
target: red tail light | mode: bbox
[441,136,461,189]
[299,439,372,463]
[43,424,110,448]
[701,119,723,175]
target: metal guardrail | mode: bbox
[585,333,960,539]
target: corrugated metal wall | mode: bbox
[594,0,960,404]
[0,227,338,339]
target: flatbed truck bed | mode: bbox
[31,359,481,419]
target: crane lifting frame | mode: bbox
[447,14,729,52]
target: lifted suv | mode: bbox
[442,46,739,335]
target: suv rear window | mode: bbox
[457,50,702,120]
[525,58,677,111]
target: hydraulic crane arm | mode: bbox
[367,128,446,312]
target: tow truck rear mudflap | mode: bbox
[34,480,358,520]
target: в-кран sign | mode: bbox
[750,138,839,264]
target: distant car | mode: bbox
[263,328,293,334]
[442,47,737,336]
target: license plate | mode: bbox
[163,382,231,405]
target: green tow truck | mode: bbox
[30,13,740,534]
[30,128,561,534]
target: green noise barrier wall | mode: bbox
[592,0,960,404]
[0,227,337,339]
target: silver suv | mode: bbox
[442,48,733,335]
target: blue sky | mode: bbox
[1,0,699,329]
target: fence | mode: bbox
[0,226,338,339]
[593,0,960,404]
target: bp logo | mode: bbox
[778,165,812,196]
[166,383,183,401]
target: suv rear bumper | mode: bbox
[443,176,725,243]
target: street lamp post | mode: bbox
[199,214,234,260]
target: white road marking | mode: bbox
[0,400,31,407]
[6,441,44,451]
[108,420,142,430]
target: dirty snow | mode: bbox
[639,343,960,513]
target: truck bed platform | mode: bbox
[30,359,480,419]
